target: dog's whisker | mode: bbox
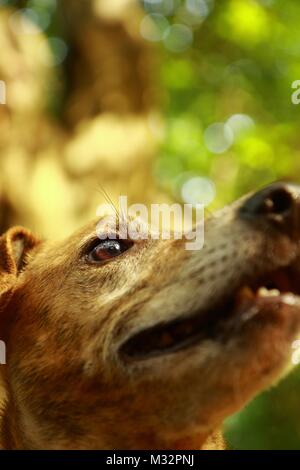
[96,183,119,218]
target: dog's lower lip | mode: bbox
[119,266,300,362]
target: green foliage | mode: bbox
[154,0,300,208]
[225,366,300,449]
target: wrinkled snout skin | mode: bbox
[1,185,300,449]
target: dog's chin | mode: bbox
[119,262,300,364]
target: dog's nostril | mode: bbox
[240,183,300,239]
[259,188,294,216]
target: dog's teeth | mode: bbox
[257,287,280,297]
[257,287,269,297]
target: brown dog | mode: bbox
[1,182,300,450]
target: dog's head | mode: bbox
[1,182,300,449]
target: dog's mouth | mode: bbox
[120,264,300,361]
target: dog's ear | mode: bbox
[0,227,40,308]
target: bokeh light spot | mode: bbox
[186,0,210,18]
[140,13,169,42]
[226,114,255,139]
[38,37,68,66]
[143,0,175,16]
[181,176,216,207]
[163,24,193,53]
[9,8,46,35]
[204,122,234,154]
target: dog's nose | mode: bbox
[240,183,300,239]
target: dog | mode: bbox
[0,182,300,449]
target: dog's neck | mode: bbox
[0,396,225,449]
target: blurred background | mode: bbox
[0,0,300,449]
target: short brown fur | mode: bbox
[0,190,300,449]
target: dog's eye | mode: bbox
[88,239,132,263]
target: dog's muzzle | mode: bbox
[120,182,300,362]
